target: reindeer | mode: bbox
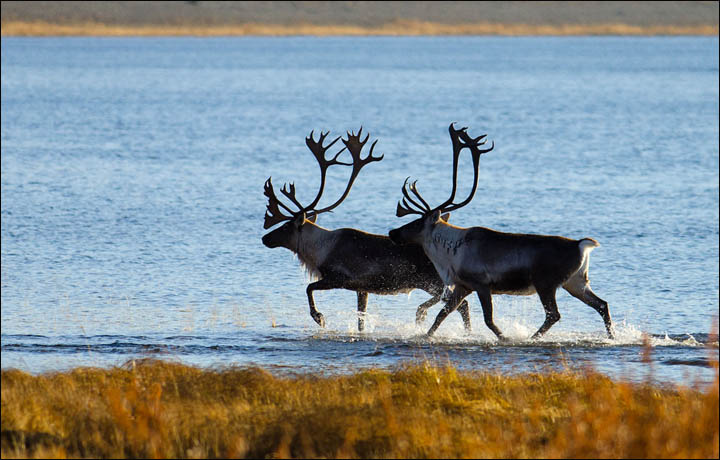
[388,124,614,340]
[262,128,471,332]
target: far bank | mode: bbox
[2,20,718,36]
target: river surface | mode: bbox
[1,36,718,385]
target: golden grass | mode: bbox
[1,358,717,459]
[1,20,718,36]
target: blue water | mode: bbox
[1,36,718,385]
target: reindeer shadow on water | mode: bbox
[261,128,471,333]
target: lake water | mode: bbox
[1,36,718,386]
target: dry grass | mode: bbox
[1,357,717,459]
[1,20,718,36]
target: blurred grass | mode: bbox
[2,20,718,36]
[1,357,717,459]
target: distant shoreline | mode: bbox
[2,20,718,37]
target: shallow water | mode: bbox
[1,36,718,385]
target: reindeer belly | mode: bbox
[489,266,536,295]
[346,264,436,295]
[491,284,537,296]
[320,259,433,296]
[459,259,536,295]
[340,275,419,295]
[357,285,415,295]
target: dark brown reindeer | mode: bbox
[262,128,471,332]
[388,123,614,340]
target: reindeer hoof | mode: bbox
[312,312,326,328]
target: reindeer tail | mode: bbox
[578,238,600,253]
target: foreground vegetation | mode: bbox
[1,359,717,459]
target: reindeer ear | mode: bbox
[440,213,451,222]
[431,209,443,223]
[307,214,317,224]
[292,212,305,228]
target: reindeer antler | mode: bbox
[264,178,298,229]
[396,178,432,217]
[309,127,384,217]
[437,123,494,213]
[264,128,383,228]
[303,131,352,211]
[395,123,494,217]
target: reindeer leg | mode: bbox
[457,299,472,332]
[418,296,471,332]
[415,295,440,325]
[357,291,369,332]
[426,301,458,337]
[306,277,344,328]
[532,288,561,339]
[475,287,505,341]
[563,280,614,339]
[426,286,470,337]
[584,289,613,339]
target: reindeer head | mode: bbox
[262,128,384,251]
[388,123,494,245]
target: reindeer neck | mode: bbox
[425,221,467,260]
[296,221,337,274]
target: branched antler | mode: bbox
[310,127,384,217]
[264,128,384,228]
[396,178,432,217]
[441,124,495,213]
[395,123,495,217]
[280,182,304,211]
[264,178,297,229]
[303,131,352,211]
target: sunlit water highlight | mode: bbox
[1,36,718,385]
